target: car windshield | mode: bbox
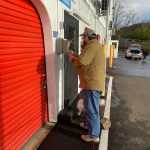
[130,48,141,54]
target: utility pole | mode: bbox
[105,0,111,44]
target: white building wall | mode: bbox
[36,0,113,122]
[72,0,107,41]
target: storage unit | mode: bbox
[0,0,48,149]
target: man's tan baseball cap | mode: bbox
[80,27,96,38]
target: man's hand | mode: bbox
[68,51,82,67]
[68,51,76,61]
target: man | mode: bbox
[67,28,106,143]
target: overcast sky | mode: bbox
[122,0,150,22]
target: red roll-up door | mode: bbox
[0,0,48,149]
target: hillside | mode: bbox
[118,23,150,52]
[120,23,150,40]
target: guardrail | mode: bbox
[99,76,113,150]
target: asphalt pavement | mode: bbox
[111,52,150,78]
[109,52,150,150]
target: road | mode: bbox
[109,52,150,150]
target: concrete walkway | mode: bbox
[38,77,113,150]
[38,125,99,150]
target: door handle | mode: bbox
[42,80,47,89]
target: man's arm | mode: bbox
[79,44,96,65]
[67,51,82,66]
[68,43,96,66]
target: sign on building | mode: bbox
[59,0,71,8]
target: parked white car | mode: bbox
[125,45,144,60]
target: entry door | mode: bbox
[64,11,79,104]
[0,0,48,149]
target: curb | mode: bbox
[99,76,113,150]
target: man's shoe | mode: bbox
[81,134,100,143]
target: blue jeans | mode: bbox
[81,90,101,138]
